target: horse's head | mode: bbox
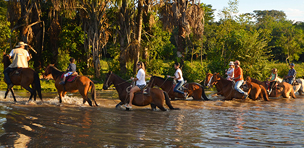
[43,64,54,79]
[103,71,114,90]
[210,73,221,86]
[2,52,11,69]
[246,76,252,83]
[204,73,213,87]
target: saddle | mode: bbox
[60,74,77,83]
[172,80,188,91]
[127,85,150,95]
[9,68,23,76]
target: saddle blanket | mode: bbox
[60,74,77,82]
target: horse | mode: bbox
[209,73,248,100]
[102,71,179,111]
[148,76,209,100]
[2,53,42,102]
[248,77,296,98]
[244,78,269,101]
[282,78,304,95]
[205,73,223,96]
[43,64,98,106]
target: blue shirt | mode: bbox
[287,68,296,80]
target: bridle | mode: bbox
[104,73,131,88]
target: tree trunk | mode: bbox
[133,0,143,74]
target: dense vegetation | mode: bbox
[0,0,303,88]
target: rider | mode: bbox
[167,62,187,98]
[125,61,146,109]
[59,57,77,85]
[284,63,296,85]
[268,68,278,94]
[3,41,31,89]
[233,60,248,99]
[225,61,234,81]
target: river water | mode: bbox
[0,90,303,147]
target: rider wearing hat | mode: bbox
[3,41,31,89]
[284,63,296,85]
[225,61,235,81]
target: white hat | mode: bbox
[15,41,28,47]
[229,61,234,66]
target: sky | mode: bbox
[202,0,304,22]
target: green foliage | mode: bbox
[59,24,86,73]
[56,49,70,71]
[145,59,165,76]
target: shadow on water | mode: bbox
[0,90,303,147]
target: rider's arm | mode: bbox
[26,51,30,61]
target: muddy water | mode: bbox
[0,90,303,147]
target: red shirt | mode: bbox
[234,67,243,82]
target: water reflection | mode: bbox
[0,91,303,147]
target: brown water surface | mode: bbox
[0,90,303,147]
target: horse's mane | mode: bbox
[110,72,131,85]
[152,76,169,81]
[249,77,263,83]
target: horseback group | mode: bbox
[205,60,300,101]
[2,41,301,110]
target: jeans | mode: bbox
[3,67,16,84]
[288,78,294,85]
[174,80,184,94]
[234,80,246,94]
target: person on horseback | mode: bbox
[167,62,188,98]
[59,57,77,85]
[3,41,30,89]
[225,61,234,81]
[267,68,278,94]
[284,63,296,85]
[125,61,146,108]
[233,60,248,99]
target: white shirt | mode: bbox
[227,68,234,79]
[136,68,146,85]
[174,68,184,81]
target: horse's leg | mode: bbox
[22,85,35,101]
[31,83,37,101]
[116,102,124,109]
[150,104,157,111]
[4,87,17,102]
[79,86,92,106]
[57,90,63,103]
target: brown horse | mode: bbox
[244,80,269,101]
[148,76,209,100]
[43,64,98,106]
[102,71,179,111]
[209,73,248,100]
[2,53,42,102]
[204,73,223,96]
[247,77,296,98]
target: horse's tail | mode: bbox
[90,81,98,106]
[164,91,180,110]
[34,71,42,100]
[199,84,210,101]
[190,83,210,100]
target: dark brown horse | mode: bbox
[102,71,179,111]
[43,64,98,106]
[148,76,209,100]
[209,73,248,100]
[204,73,223,96]
[2,53,42,102]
